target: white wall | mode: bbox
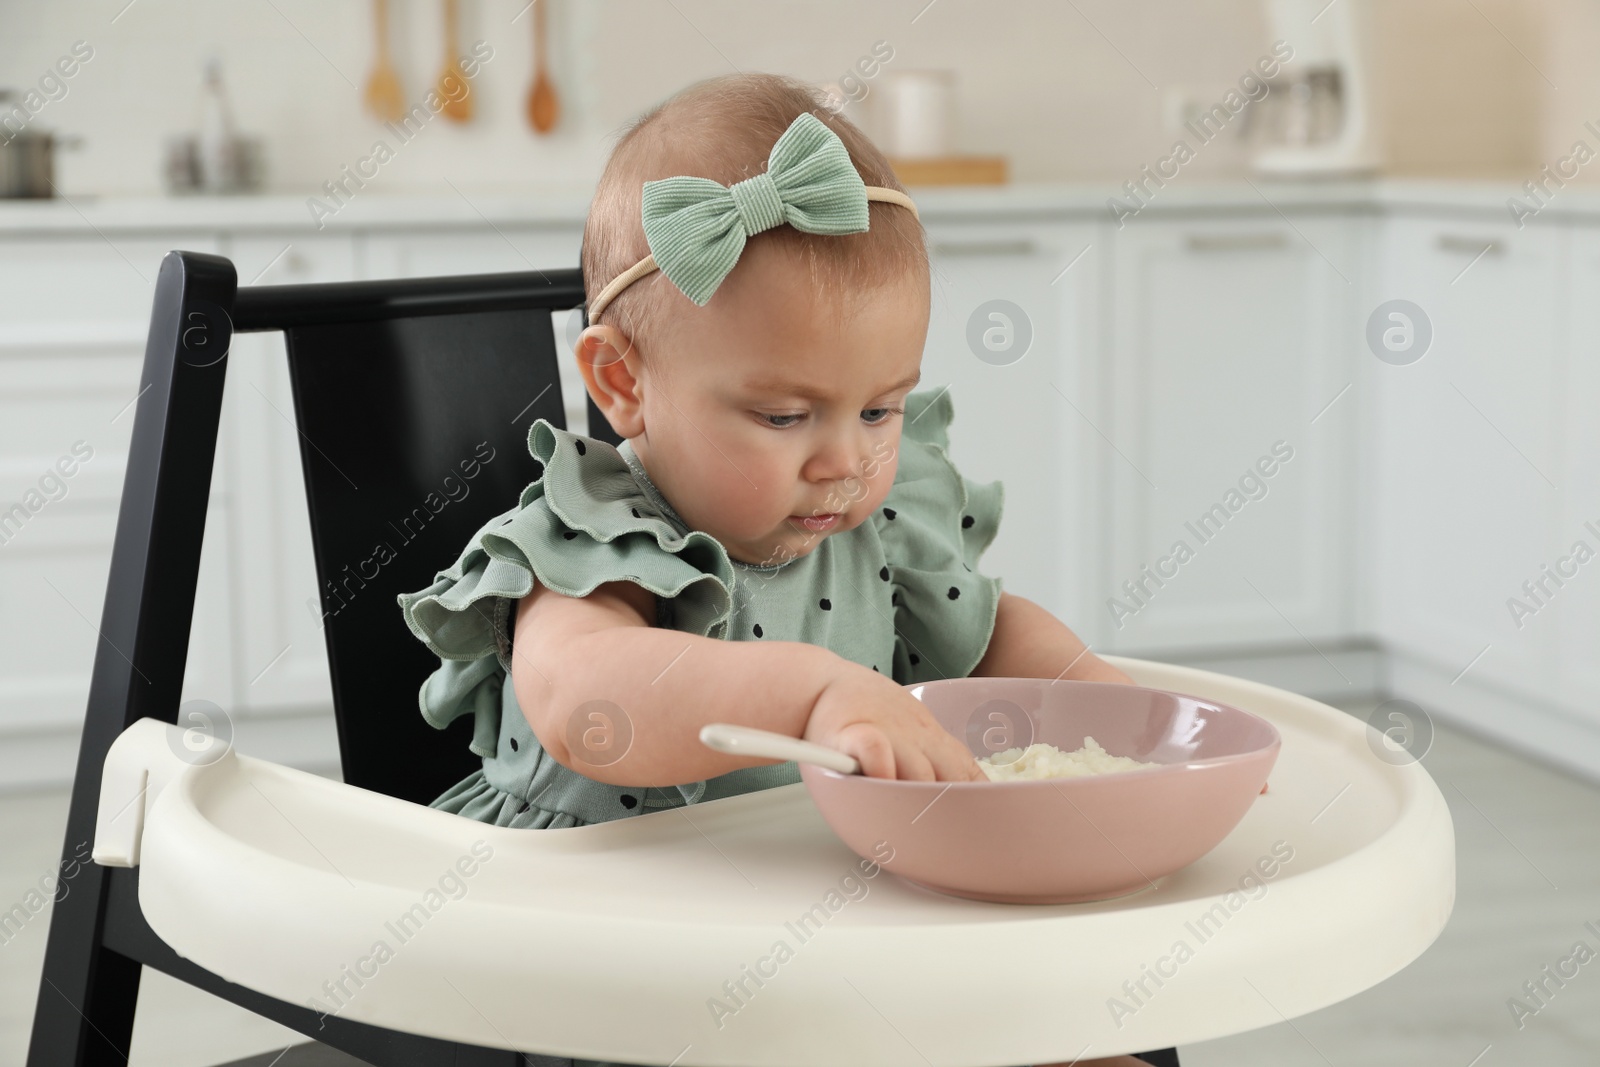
[0,0,1571,200]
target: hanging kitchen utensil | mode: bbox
[363,0,405,123]
[437,0,473,123]
[525,0,560,133]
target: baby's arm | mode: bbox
[971,591,1133,684]
[509,580,985,786]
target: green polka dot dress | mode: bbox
[396,387,1005,830]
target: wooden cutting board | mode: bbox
[887,155,1008,185]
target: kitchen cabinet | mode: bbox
[920,220,1101,634]
[362,227,580,279]
[1103,217,1359,665]
[0,231,229,789]
[1551,228,1600,716]
[1369,218,1566,699]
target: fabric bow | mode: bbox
[639,111,871,306]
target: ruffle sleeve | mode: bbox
[396,419,738,761]
[875,388,1005,685]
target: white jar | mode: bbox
[874,70,956,159]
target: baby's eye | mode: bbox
[861,406,905,426]
[757,412,805,429]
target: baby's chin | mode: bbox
[721,511,858,566]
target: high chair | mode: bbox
[27,250,1456,1067]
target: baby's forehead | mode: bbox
[688,240,921,321]
[660,255,925,376]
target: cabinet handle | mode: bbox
[930,239,1037,257]
[1184,232,1288,252]
[1436,234,1504,256]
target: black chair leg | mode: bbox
[28,250,238,1067]
[28,920,142,1066]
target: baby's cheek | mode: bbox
[710,465,787,532]
[863,449,900,506]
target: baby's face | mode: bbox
[626,242,929,566]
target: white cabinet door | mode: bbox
[221,235,358,715]
[0,348,145,736]
[362,227,589,429]
[919,220,1101,636]
[1369,218,1565,697]
[1105,217,1357,660]
[360,227,582,279]
[1554,228,1600,713]
[0,234,227,788]
[0,234,189,332]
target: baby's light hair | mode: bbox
[581,72,929,370]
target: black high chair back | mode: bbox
[28,249,609,1067]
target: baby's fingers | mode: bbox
[899,731,974,783]
[929,738,988,783]
[890,744,937,782]
[822,724,978,783]
[829,723,897,780]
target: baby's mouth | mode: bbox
[789,512,841,533]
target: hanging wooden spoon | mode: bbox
[525,0,560,133]
[437,0,472,123]
[363,0,404,123]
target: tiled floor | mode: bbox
[4,702,1599,1067]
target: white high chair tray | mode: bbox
[94,657,1454,1067]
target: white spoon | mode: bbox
[698,723,861,775]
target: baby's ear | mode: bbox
[576,325,644,438]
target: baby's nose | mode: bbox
[804,443,863,484]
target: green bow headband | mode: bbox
[587,111,919,321]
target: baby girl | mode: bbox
[399,72,1165,1067]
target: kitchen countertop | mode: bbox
[0,178,1587,234]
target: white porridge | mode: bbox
[977,737,1156,780]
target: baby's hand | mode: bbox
[805,667,987,782]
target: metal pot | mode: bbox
[0,92,83,198]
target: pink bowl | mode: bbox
[799,677,1281,904]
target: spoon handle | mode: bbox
[699,723,860,775]
[534,0,547,69]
